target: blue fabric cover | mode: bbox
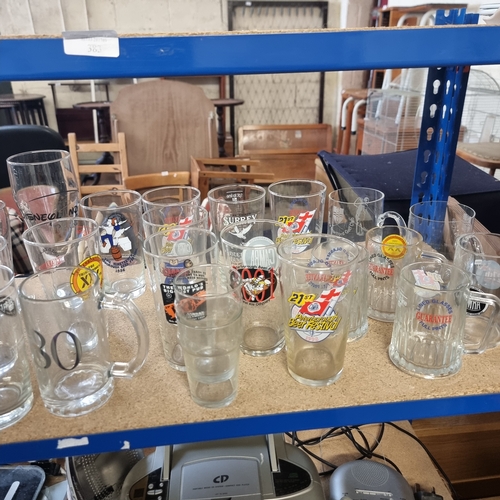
[318,149,500,233]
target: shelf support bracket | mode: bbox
[411,8,479,226]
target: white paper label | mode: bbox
[63,32,119,58]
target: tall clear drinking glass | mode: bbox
[7,150,79,228]
[80,190,146,298]
[173,264,243,408]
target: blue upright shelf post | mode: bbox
[411,8,479,234]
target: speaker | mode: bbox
[329,461,414,500]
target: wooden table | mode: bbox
[211,98,244,157]
[0,93,48,126]
[73,100,112,143]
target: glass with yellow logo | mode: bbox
[388,261,496,378]
[277,234,359,386]
[22,217,103,281]
[366,226,423,322]
[269,180,326,236]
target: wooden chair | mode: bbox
[457,141,500,177]
[110,79,218,177]
[190,157,274,200]
[68,132,129,196]
[124,171,191,192]
[237,124,333,182]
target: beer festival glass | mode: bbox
[22,218,102,281]
[144,227,219,370]
[7,150,79,228]
[328,188,386,242]
[142,205,209,238]
[208,184,266,242]
[141,186,201,212]
[268,179,326,236]
[277,234,359,386]
[220,219,292,356]
[80,190,146,298]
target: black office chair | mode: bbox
[0,124,66,189]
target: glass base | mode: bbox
[107,278,146,299]
[241,325,285,357]
[44,376,115,417]
[348,321,369,342]
[368,307,395,323]
[388,345,461,379]
[288,366,343,387]
[0,392,34,431]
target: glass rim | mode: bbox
[7,149,71,166]
[141,186,201,207]
[409,200,476,221]
[207,183,266,204]
[21,217,98,247]
[277,233,359,270]
[19,265,100,303]
[220,219,291,250]
[172,263,242,297]
[400,261,471,292]
[328,187,385,203]
[0,264,15,293]
[142,205,208,224]
[144,227,218,258]
[80,189,142,209]
[268,179,326,198]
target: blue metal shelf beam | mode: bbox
[1,26,500,81]
[2,393,500,464]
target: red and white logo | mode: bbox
[289,210,315,234]
[299,287,343,317]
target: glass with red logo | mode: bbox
[144,227,218,370]
[208,184,266,243]
[277,234,359,386]
[268,180,326,235]
[220,219,292,356]
[366,226,424,323]
[142,205,209,238]
[388,261,496,378]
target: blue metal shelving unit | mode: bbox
[1,22,500,463]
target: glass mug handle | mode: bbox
[376,211,407,228]
[101,295,150,378]
[464,289,500,355]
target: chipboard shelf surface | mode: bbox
[1,289,500,464]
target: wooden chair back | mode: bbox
[124,171,191,192]
[68,132,129,196]
[110,79,218,176]
[190,157,274,200]
[237,124,333,181]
